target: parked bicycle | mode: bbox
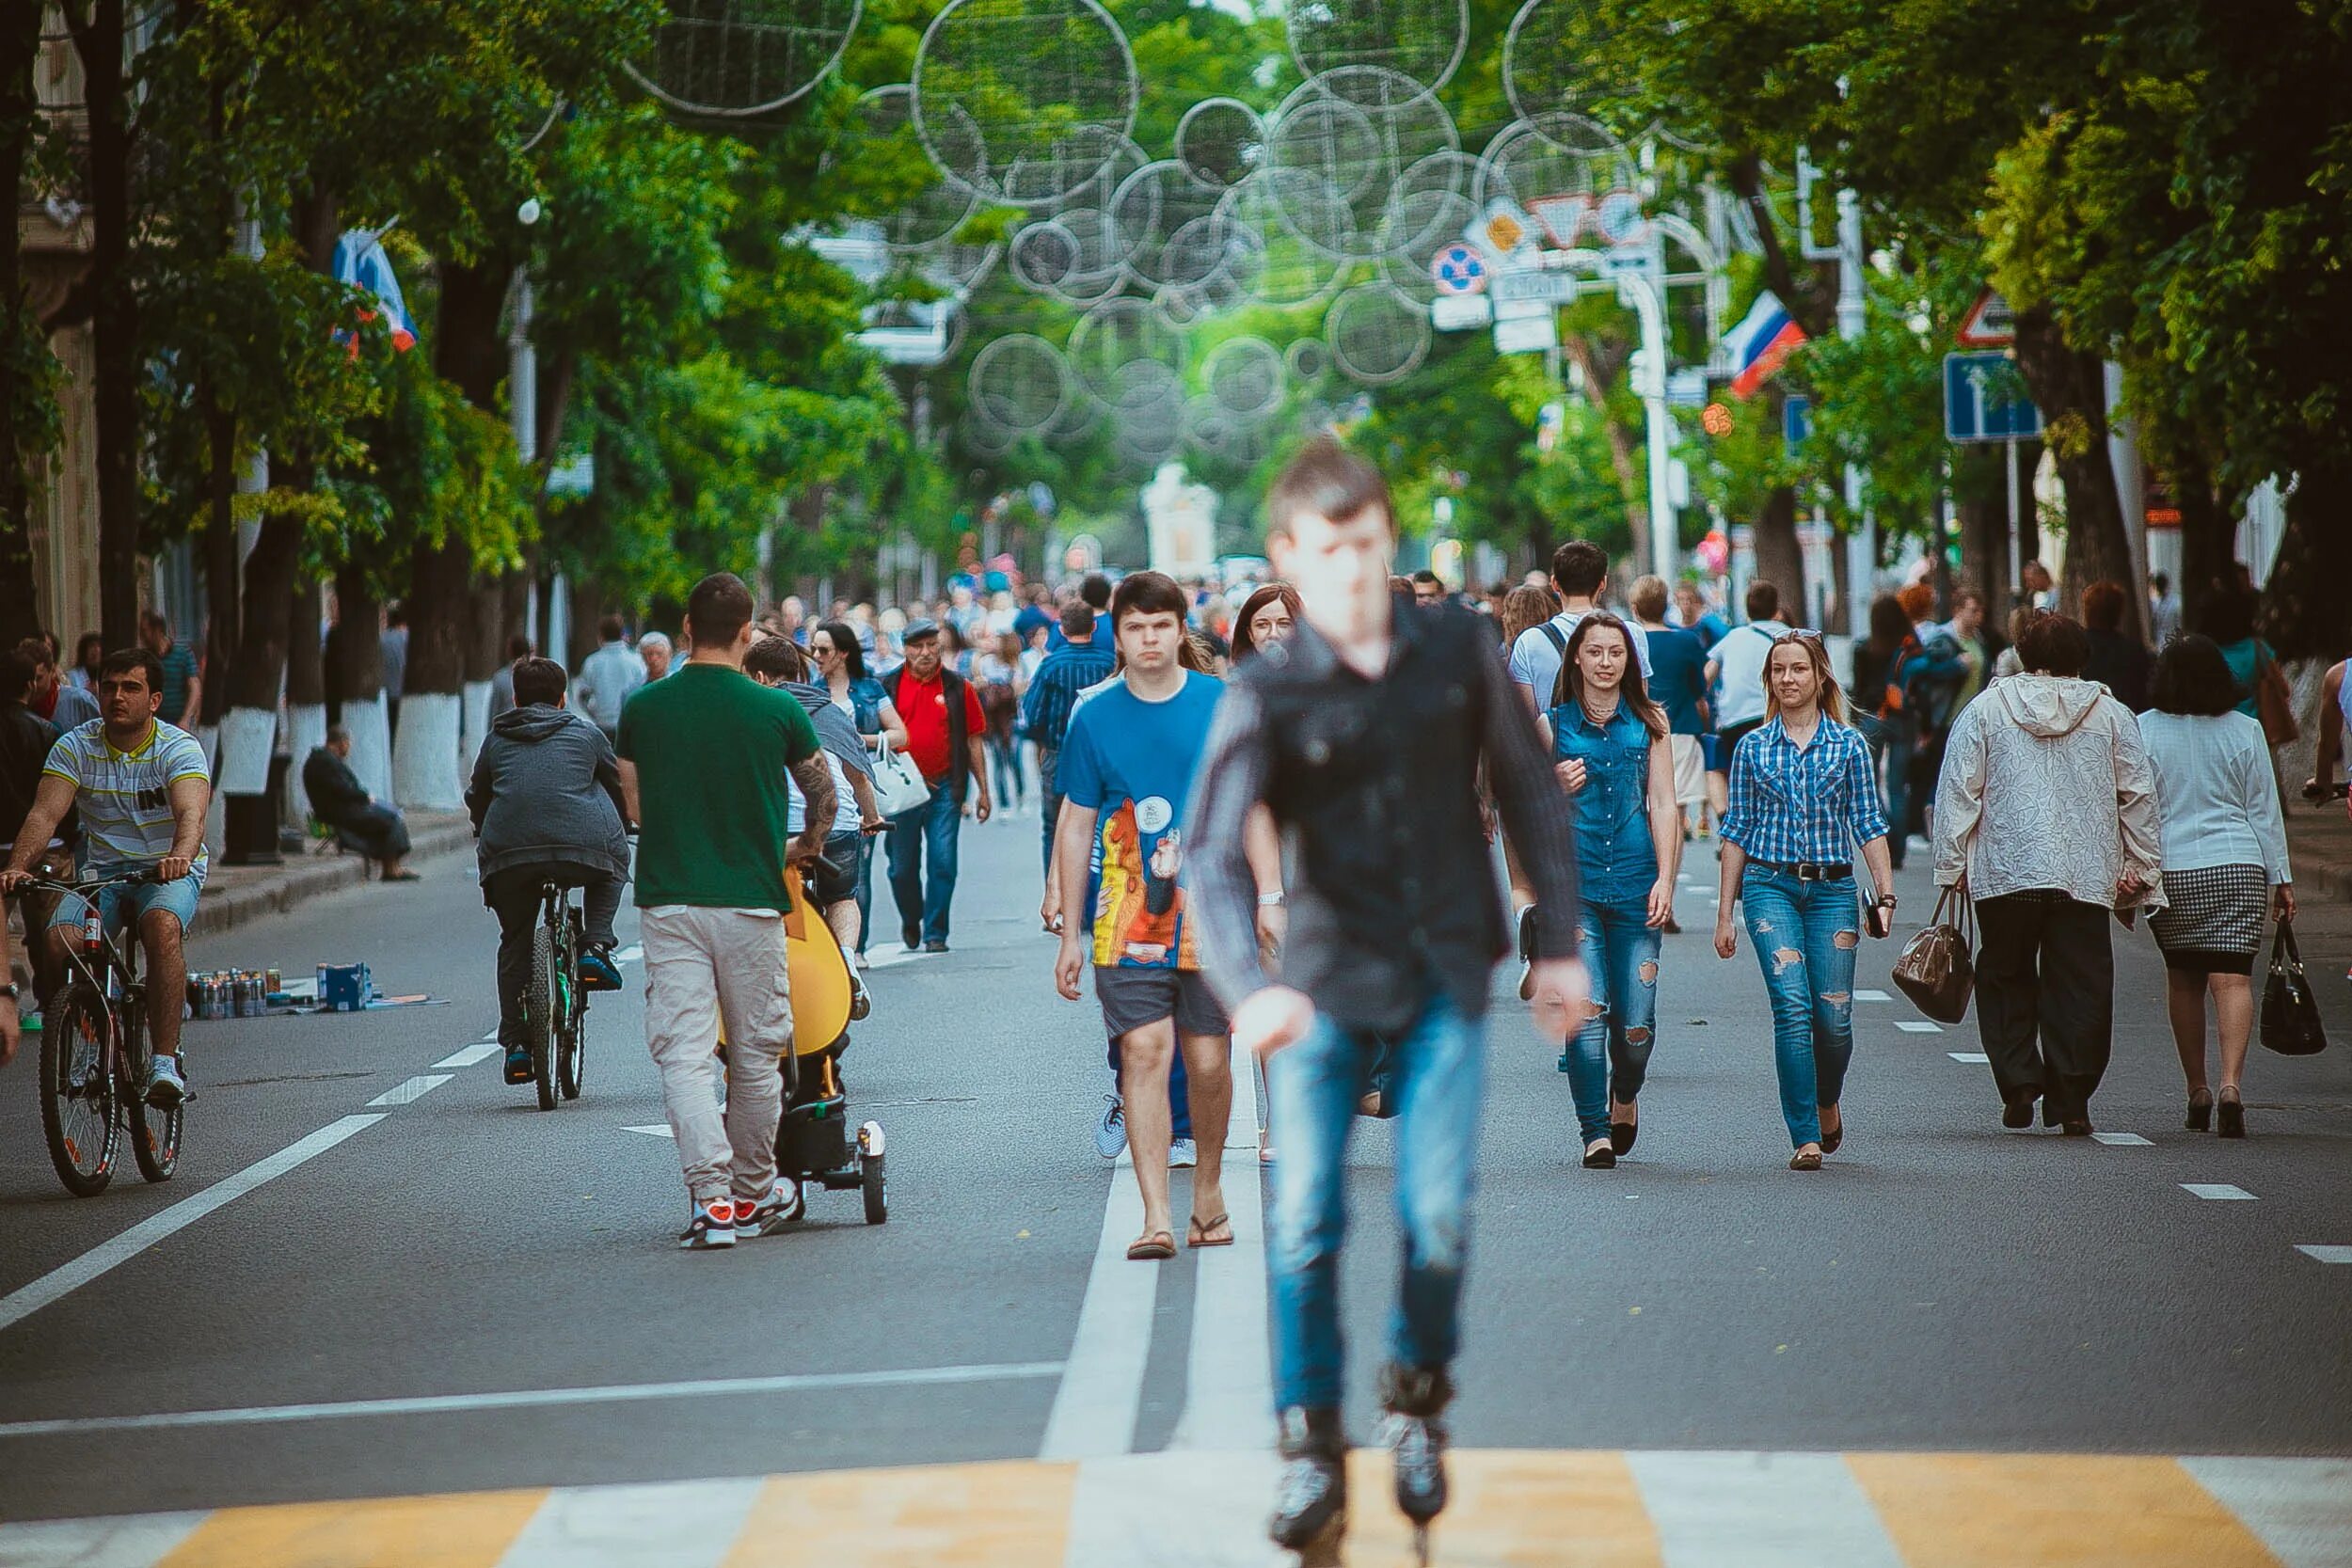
[16,870,183,1196]
[525,877,589,1111]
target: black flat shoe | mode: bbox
[2217,1095,2246,1139]
[1820,1111,1843,1155]
[2060,1118,2094,1137]
[2185,1090,2213,1132]
[1581,1140,1616,1169]
[2002,1092,2038,1130]
[1609,1101,1638,1154]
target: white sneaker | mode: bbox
[678,1197,736,1249]
[1169,1137,1198,1168]
[1095,1094,1127,1161]
[736,1180,803,1237]
[144,1053,187,1109]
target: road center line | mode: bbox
[0,1114,387,1336]
[1039,1166,1154,1462]
[0,1363,1065,1441]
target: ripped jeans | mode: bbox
[1565,890,1661,1144]
[1740,867,1860,1148]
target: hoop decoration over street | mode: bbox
[1285,0,1470,94]
[628,0,864,119]
[912,0,1140,209]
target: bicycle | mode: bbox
[523,879,588,1111]
[16,870,183,1196]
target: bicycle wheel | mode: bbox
[558,911,586,1101]
[127,1006,181,1184]
[527,923,559,1111]
[40,988,119,1196]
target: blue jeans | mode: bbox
[1740,867,1860,1148]
[1565,890,1661,1143]
[885,788,961,945]
[1268,990,1485,1412]
[1037,746,1061,877]
[852,835,877,956]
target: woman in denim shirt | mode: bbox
[1548,612,1682,1169]
[1713,633,1898,1169]
[811,620,908,961]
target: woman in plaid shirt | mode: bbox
[1712,632,1899,1169]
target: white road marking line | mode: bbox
[2091,1132,2153,1147]
[0,1115,387,1336]
[1854,989,1893,1002]
[494,1477,765,1568]
[435,1041,503,1069]
[1895,1021,1942,1034]
[2180,1456,2352,1568]
[0,1362,1065,1441]
[1947,1052,1990,1064]
[2296,1244,2352,1264]
[1039,1166,1154,1462]
[1629,1449,1906,1568]
[2183,1183,2257,1201]
[612,943,643,964]
[1170,1037,1274,1453]
[1064,1450,1279,1568]
[0,1510,206,1567]
[622,1125,675,1139]
[861,947,920,971]
[367,1073,453,1107]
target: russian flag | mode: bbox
[1724,291,1805,400]
[331,230,418,355]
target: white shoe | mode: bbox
[1169,1137,1198,1169]
[736,1180,803,1237]
[1095,1094,1127,1161]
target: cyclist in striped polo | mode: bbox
[1,646,212,1108]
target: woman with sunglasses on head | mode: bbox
[1714,631,1898,1169]
[810,621,908,963]
[1548,611,1680,1168]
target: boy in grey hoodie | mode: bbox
[466,657,632,1085]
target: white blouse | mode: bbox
[2135,709,2290,881]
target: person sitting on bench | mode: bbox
[467,656,630,1085]
[302,726,416,880]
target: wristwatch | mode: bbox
[1257,891,1286,908]
[0,983,19,1005]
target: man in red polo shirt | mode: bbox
[883,620,991,952]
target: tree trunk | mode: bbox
[2171,452,2236,637]
[69,0,141,648]
[199,388,239,725]
[285,576,324,706]
[2257,456,2352,663]
[0,1,44,646]
[2010,308,2138,640]
[1753,486,1804,619]
[466,581,507,681]
[405,260,511,697]
[329,563,382,703]
[567,573,604,669]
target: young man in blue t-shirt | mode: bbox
[1051,571,1240,1261]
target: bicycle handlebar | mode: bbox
[7,868,168,897]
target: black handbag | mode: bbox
[2259,918,2327,1056]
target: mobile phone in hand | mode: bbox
[1865,900,1893,940]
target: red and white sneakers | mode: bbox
[678,1196,736,1249]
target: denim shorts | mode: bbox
[47,865,203,937]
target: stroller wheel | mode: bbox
[859,1120,887,1225]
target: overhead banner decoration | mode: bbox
[331,230,419,356]
[1723,291,1805,400]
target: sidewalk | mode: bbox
[190,812,472,939]
[2284,800,2352,904]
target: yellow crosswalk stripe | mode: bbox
[153,1488,548,1568]
[1846,1454,2284,1568]
[1340,1449,1665,1568]
[717,1461,1076,1568]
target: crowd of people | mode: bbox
[0,436,2339,1564]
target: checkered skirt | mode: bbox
[2148,862,2268,972]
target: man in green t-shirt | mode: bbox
[618,572,835,1250]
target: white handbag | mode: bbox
[869,738,931,817]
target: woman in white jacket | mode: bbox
[2137,635,2293,1138]
[1931,612,2164,1135]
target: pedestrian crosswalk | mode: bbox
[5,1450,2346,1567]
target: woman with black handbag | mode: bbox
[2137,636,2294,1137]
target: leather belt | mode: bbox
[1755,860,1853,881]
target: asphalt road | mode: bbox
[2,802,2348,1551]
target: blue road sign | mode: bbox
[1944,351,2043,443]
[1784,394,1813,447]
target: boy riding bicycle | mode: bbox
[466,657,630,1085]
[0,647,210,1108]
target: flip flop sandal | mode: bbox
[1188,1213,1234,1249]
[1789,1149,1823,1171]
[1126,1230,1177,1261]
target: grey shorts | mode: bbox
[1095,965,1230,1039]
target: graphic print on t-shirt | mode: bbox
[1091,795,1194,968]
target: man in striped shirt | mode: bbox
[2,647,212,1108]
[1018,601,1115,877]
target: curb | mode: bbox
[189,814,473,940]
